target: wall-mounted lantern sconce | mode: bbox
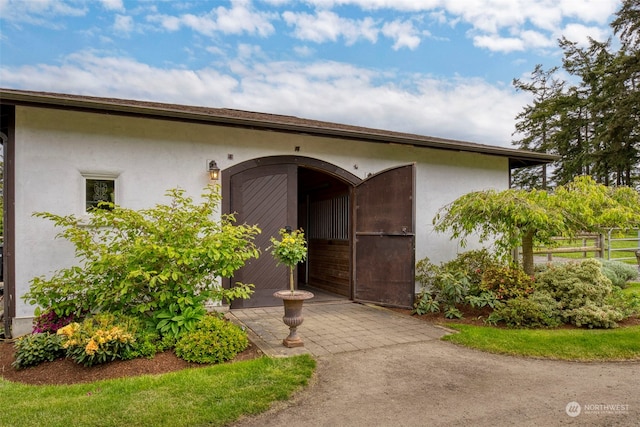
[208,160,220,181]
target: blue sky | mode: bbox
[0,0,622,148]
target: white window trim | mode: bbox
[80,171,120,216]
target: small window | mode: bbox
[86,178,115,211]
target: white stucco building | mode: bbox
[0,88,554,337]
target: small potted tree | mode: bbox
[270,227,314,347]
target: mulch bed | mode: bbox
[0,339,263,386]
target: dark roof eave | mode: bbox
[0,88,558,168]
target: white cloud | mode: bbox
[559,23,611,47]
[99,0,125,12]
[293,45,315,56]
[0,51,526,147]
[282,10,378,45]
[558,0,619,24]
[381,19,422,50]
[278,0,619,52]
[519,30,555,49]
[473,35,524,53]
[0,0,86,26]
[114,15,134,34]
[146,0,276,37]
[215,0,277,36]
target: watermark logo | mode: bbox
[565,401,630,417]
[566,401,581,417]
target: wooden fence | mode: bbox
[532,229,640,264]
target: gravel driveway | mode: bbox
[233,339,639,426]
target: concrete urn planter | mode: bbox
[273,290,314,348]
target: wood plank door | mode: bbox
[353,164,415,308]
[228,164,297,308]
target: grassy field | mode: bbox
[0,355,316,427]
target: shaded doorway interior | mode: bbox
[225,157,415,309]
[297,167,351,301]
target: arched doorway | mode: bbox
[222,156,416,309]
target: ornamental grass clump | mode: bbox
[269,228,308,292]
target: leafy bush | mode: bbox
[414,251,501,318]
[12,333,65,369]
[488,291,561,328]
[443,249,501,293]
[466,291,499,309]
[535,259,627,328]
[413,291,439,315]
[415,257,440,294]
[480,265,535,301]
[24,186,260,337]
[57,313,138,367]
[414,260,470,319]
[563,301,625,329]
[600,259,639,288]
[175,314,249,364]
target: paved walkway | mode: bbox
[228,299,449,357]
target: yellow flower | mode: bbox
[85,339,99,356]
[57,322,79,337]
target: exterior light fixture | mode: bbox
[208,160,220,181]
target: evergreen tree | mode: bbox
[512,2,640,189]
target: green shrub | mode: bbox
[57,313,138,367]
[175,315,249,364]
[564,301,625,328]
[601,259,639,288]
[535,259,627,328]
[413,291,439,315]
[414,251,500,318]
[481,265,535,300]
[443,249,501,293]
[12,333,65,369]
[125,328,173,360]
[466,291,499,309]
[488,291,562,328]
[414,268,470,318]
[536,259,612,307]
[24,186,260,336]
[415,257,440,292]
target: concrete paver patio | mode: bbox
[228,299,449,357]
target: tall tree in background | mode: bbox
[512,65,564,189]
[512,0,640,189]
[610,0,640,186]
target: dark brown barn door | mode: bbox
[229,164,297,308]
[353,164,415,308]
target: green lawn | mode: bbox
[443,282,640,361]
[443,324,640,361]
[0,355,316,427]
